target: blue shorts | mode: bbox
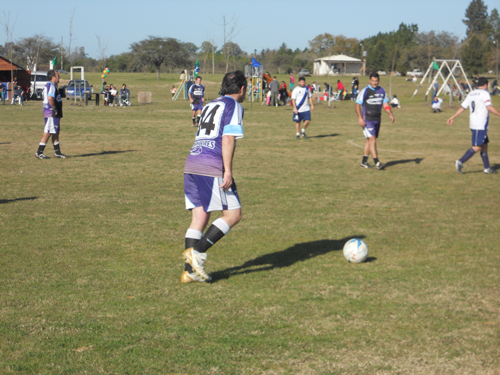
[363,120,381,138]
[43,117,60,134]
[293,111,311,123]
[191,103,203,112]
[184,173,241,212]
[471,129,489,146]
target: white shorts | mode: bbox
[184,174,241,212]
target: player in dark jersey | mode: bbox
[355,72,395,169]
[188,76,205,127]
[181,71,247,283]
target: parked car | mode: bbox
[64,80,93,100]
[298,68,311,77]
[406,69,424,77]
[30,71,49,99]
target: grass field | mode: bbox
[1,72,499,374]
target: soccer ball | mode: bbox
[343,239,369,263]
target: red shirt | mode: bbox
[337,82,345,90]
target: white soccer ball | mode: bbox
[343,239,369,263]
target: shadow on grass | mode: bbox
[72,150,137,158]
[0,197,38,204]
[211,235,366,282]
[309,133,340,139]
[0,142,11,145]
[384,158,424,169]
[463,163,499,174]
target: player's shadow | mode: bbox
[72,150,137,158]
[0,142,11,145]
[310,133,339,138]
[0,197,38,204]
[210,235,366,282]
[384,158,424,169]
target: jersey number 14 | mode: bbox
[197,103,224,138]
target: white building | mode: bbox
[313,54,363,76]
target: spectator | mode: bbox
[171,85,177,97]
[119,84,131,106]
[390,95,401,108]
[431,96,443,113]
[269,76,280,107]
[279,81,289,105]
[109,84,118,106]
[12,85,24,105]
[432,79,439,98]
[290,73,295,89]
[337,80,345,100]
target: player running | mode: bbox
[291,77,314,139]
[188,76,205,127]
[181,71,247,283]
[355,72,395,169]
[447,77,500,174]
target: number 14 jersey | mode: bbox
[184,96,244,177]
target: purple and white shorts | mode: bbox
[44,117,60,134]
[184,173,241,212]
[190,103,203,112]
[362,120,381,138]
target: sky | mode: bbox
[1,0,499,61]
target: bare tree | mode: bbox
[215,15,240,73]
[66,9,77,66]
[96,35,108,70]
[1,12,17,89]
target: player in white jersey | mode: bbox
[35,70,66,159]
[447,77,500,174]
[291,77,314,138]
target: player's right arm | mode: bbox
[220,135,236,191]
[487,105,500,117]
[447,107,466,126]
[188,86,194,103]
[355,103,365,127]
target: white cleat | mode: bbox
[182,248,212,281]
[180,271,206,283]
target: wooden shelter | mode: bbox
[0,55,31,90]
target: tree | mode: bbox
[463,0,489,37]
[130,36,190,79]
[13,35,58,71]
[461,34,488,74]
[217,15,240,72]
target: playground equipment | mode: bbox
[173,70,191,101]
[410,59,471,103]
[245,58,264,103]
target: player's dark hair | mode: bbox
[47,70,57,81]
[220,70,247,95]
[196,76,202,80]
[299,77,305,82]
[477,77,488,87]
[369,72,380,79]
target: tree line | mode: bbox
[1,0,498,78]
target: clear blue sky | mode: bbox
[2,0,498,60]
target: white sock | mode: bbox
[186,228,202,240]
[212,218,231,235]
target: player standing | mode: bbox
[35,70,65,159]
[188,76,205,127]
[291,77,314,139]
[355,72,394,169]
[181,71,247,283]
[447,77,500,174]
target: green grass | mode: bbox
[1,73,499,374]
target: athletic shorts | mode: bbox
[44,117,60,134]
[363,120,381,138]
[290,83,294,89]
[191,103,203,111]
[184,173,241,212]
[293,111,311,123]
[471,129,489,146]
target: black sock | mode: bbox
[192,117,195,124]
[194,224,226,253]
[374,158,380,164]
[37,143,46,155]
[54,142,61,155]
[362,155,368,163]
[184,238,200,273]
[196,115,201,124]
